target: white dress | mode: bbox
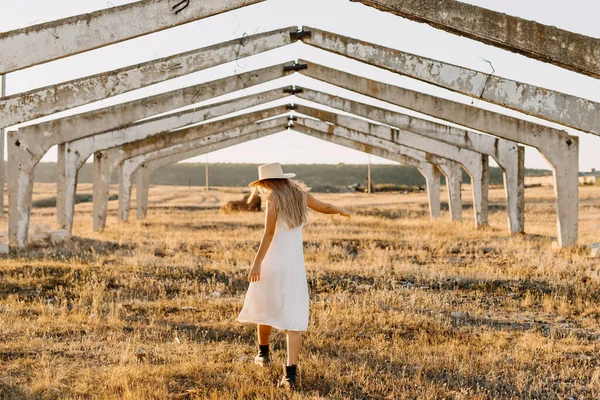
[237,214,309,331]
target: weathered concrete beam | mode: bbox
[9,62,291,246]
[137,126,445,221]
[294,60,578,247]
[0,27,298,129]
[70,108,288,232]
[116,117,286,222]
[91,110,289,231]
[60,89,290,231]
[291,124,462,221]
[294,94,524,234]
[293,112,488,228]
[349,0,600,78]
[124,126,284,221]
[300,27,600,136]
[0,0,264,74]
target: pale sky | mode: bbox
[1,0,599,170]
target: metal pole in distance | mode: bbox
[367,155,372,194]
[205,154,209,192]
[0,74,6,217]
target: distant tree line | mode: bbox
[32,162,544,189]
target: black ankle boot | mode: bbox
[278,364,297,388]
[254,344,270,367]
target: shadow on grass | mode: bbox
[305,337,585,398]
[141,220,262,232]
[0,381,43,400]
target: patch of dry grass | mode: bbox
[0,184,599,399]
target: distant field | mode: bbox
[0,185,599,399]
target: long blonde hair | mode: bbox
[248,179,308,229]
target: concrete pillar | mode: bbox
[470,154,489,228]
[418,164,441,219]
[56,143,67,229]
[7,130,36,247]
[92,152,112,232]
[118,163,134,223]
[503,146,525,234]
[295,60,581,247]
[438,162,463,221]
[136,166,151,220]
[296,92,518,234]
[548,137,580,247]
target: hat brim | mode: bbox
[248,173,296,187]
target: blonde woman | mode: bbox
[237,162,350,389]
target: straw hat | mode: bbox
[248,162,296,186]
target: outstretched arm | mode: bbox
[306,192,350,219]
[248,196,277,282]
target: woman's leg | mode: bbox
[286,331,302,365]
[257,324,272,345]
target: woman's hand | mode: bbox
[248,263,261,282]
[339,208,351,220]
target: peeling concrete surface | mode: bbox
[294,112,488,228]
[0,27,296,128]
[292,124,464,222]
[303,27,600,136]
[296,60,578,247]
[294,97,524,233]
[350,0,600,78]
[61,90,289,232]
[0,0,264,74]
[124,127,284,221]
[8,64,290,245]
[90,109,289,230]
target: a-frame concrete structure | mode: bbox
[1,1,595,250]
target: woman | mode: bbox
[237,162,350,389]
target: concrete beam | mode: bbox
[294,60,579,247]
[60,89,290,231]
[0,0,264,74]
[122,125,284,221]
[134,128,280,219]
[293,112,488,228]
[349,0,600,78]
[294,93,524,234]
[91,109,288,232]
[291,124,462,221]
[0,27,297,129]
[73,108,288,232]
[300,27,600,136]
[9,63,290,246]
[117,117,286,222]
[137,128,444,221]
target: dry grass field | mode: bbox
[0,183,599,399]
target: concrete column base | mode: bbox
[56,143,67,229]
[471,154,489,228]
[438,161,463,221]
[548,137,579,248]
[136,166,152,220]
[118,163,134,223]
[7,131,37,247]
[503,146,525,234]
[418,164,441,219]
[92,152,112,232]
